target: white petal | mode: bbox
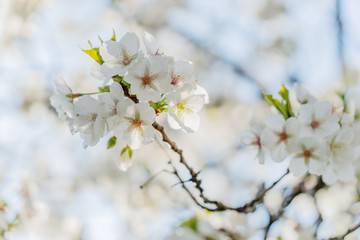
[322,165,337,185]
[167,114,182,130]
[143,31,159,55]
[289,157,308,177]
[270,143,288,162]
[285,117,300,135]
[75,95,98,114]
[120,32,139,56]
[308,159,325,175]
[337,163,355,182]
[100,62,127,78]
[99,41,122,61]
[149,55,168,73]
[265,114,285,132]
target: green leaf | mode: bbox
[107,136,117,149]
[180,217,198,233]
[98,86,110,92]
[81,41,104,65]
[263,93,289,119]
[263,85,294,120]
[278,84,294,117]
[98,35,104,44]
[128,147,133,158]
[111,29,116,41]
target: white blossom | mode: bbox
[113,99,156,149]
[143,31,163,56]
[289,137,328,176]
[99,32,142,78]
[322,127,356,184]
[125,56,171,102]
[50,77,75,120]
[169,60,195,89]
[261,115,299,162]
[240,123,266,164]
[298,101,339,138]
[98,83,125,130]
[74,95,106,148]
[167,85,205,132]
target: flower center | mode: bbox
[171,73,181,85]
[122,55,132,65]
[278,132,288,141]
[303,149,312,159]
[91,113,98,121]
[131,118,142,129]
[311,120,320,129]
[141,75,152,85]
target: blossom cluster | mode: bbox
[241,84,360,185]
[50,32,208,169]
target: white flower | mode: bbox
[143,31,163,56]
[193,84,209,104]
[169,60,195,89]
[294,83,316,104]
[322,127,356,184]
[99,32,142,78]
[50,77,75,120]
[240,123,266,164]
[298,101,339,138]
[113,99,156,149]
[167,85,205,132]
[125,56,171,102]
[98,83,125,130]
[289,137,328,176]
[74,96,106,148]
[261,115,299,162]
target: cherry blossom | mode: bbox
[99,32,142,78]
[113,99,156,149]
[125,56,171,102]
[167,85,205,132]
[261,115,299,162]
[289,137,328,176]
[298,101,339,138]
[241,123,266,164]
[50,77,75,121]
[73,95,106,148]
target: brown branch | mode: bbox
[115,78,290,213]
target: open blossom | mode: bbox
[113,99,156,149]
[125,56,171,102]
[50,77,75,120]
[261,115,299,162]
[74,96,106,148]
[98,83,125,130]
[298,101,339,138]
[168,60,195,89]
[167,85,205,132]
[99,32,142,78]
[240,123,266,164]
[143,31,164,56]
[289,137,328,176]
[322,127,357,184]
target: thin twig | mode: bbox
[140,169,172,189]
[117,78,291,213]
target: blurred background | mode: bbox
[1,0,360,239]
